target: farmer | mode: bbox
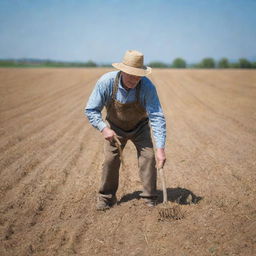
[85,50,166,210]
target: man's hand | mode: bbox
[156,148,166,169]
[101,127,116,141]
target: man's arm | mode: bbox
[143,80,167,168]
[85,80,107,132]
[85,73,117,141]
[156,148,166,169]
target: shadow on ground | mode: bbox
[118,187,203,205]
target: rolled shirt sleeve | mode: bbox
[143,79,166,149]
[85,74,110,131]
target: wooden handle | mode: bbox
[113,135,124,166]
[113,135,121,147]
[159,167,168,203]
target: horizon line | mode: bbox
[1,57,256,65]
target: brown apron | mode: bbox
[106,71,148,132]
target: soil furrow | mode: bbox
[0,89,89,156]
[0,120,89,199]
[0,73,99,119]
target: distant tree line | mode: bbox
[0,59,97,68]
[148,57,256,69]
[0,57,256,68]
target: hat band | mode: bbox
[112,62,152,76]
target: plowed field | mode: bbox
[0,68,256,256]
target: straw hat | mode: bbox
[112,50,152,76]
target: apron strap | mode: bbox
[135,80,142,103]
[112,71,121,100]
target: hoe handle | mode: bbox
[159,167,168,203]
[113,135,124,166]
[113,135,121,147]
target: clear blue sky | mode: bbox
[0,0,255,63]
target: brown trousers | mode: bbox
[99,121,157,201]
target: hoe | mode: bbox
[114,135,184,220]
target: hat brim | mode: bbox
[112,63,152,76]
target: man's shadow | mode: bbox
[118,187,203,205]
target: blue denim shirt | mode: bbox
[85,71,166,148]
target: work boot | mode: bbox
[140,192,157,207]
[144,197,157,207]
[96,194,117,211]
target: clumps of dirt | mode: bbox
[4,224,15,240]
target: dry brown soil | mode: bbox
[0,68,256,256]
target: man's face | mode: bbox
[121,72,142,89]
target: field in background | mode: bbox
[0,68,256,255]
